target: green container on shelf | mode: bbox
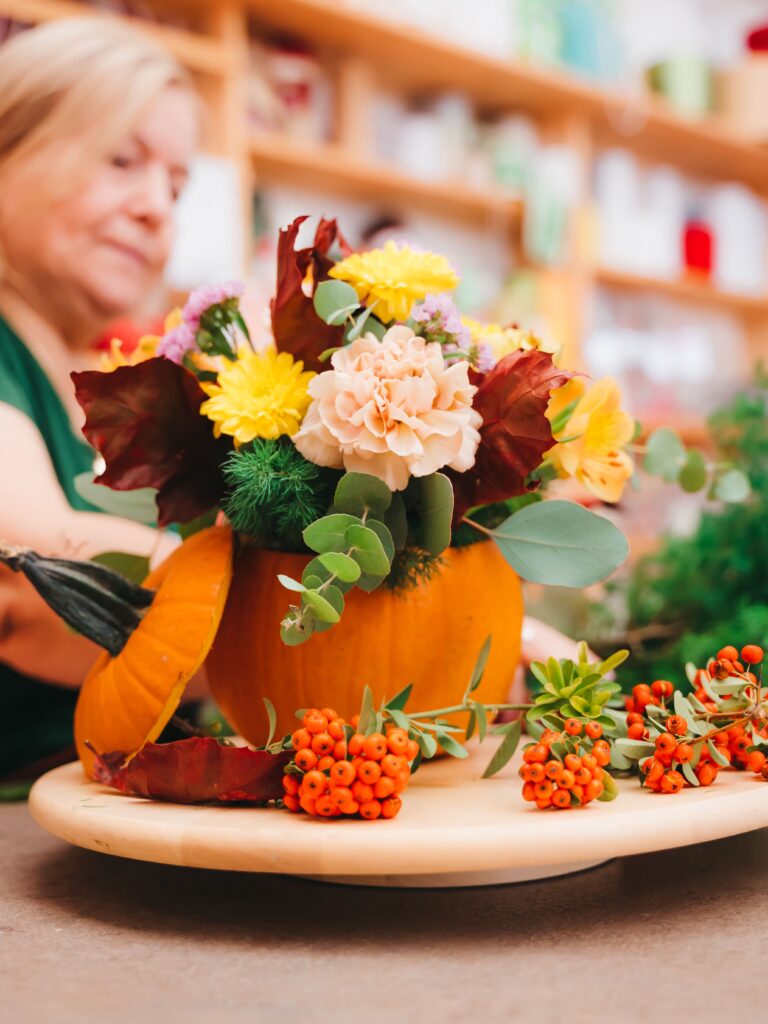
[647,57,714,118]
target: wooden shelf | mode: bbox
[1,0,228,74]
[596,267,768,317]
[247,0,768,194]
[250,134,523,225]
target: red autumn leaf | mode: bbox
[90,738,291,804]
[450,350,574,520]
[72,358,232,527]
[270,214,351,372]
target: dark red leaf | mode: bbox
[72,358,232,527]
[90,738,291,804]
[270,214,351,372]
[450,350,574,520]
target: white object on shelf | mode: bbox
[706,184,768,296]
[166,155,243,289]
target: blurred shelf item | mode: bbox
[247,0,768,192]
[596,267,768,317]
[250,133,523,225]
[0,0,228,74]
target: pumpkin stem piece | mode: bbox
[0,542,155,657]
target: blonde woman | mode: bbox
[0,18,198,781]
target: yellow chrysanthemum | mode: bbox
[199,346,315,446]
[463,317,560,363]
[545,377,635,503]
[99,308,182,372]
[328,241,459,323]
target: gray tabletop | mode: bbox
[1,802,758,1023]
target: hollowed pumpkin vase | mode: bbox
[206,539,524,746]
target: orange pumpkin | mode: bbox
[74,526,233,777]
[206,539,523,745]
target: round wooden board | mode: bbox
[29,739,768,887]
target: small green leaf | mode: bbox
[346,523,391,575]
[262,697,277,748]
[598,649,629,676]
[715,468,751,503]
[366,519,395,562]
[465,709,477,741]
[614,738,656,760]
[277,574,305,593]
[388,708,411,732]
[474,701,488,742]
[681,761,699,787]
[644,428,686,482]
[355,570,386,593]
[91,551,150,586]
[438,733,470,758]
[317,552,361,583]
[417,472,454,556]
[346,302,381,342]
[707,739,730,767]
[679,449,707,493]
[417,731,438,758]
[313,279,360,325]
[466,636,492,696]
[303,513,360,553]
[490,500,629,587]
[280,610,315,646]
[385,683,413,711]
[333,472,392,516]
[482,719,522,778]
[302,588,341,624]
[597,771,619,801]
[358,685,375,735]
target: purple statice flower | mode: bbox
[469,341,495,374]
[183,280,245,332]
[157,323,196,364]
[414,293,471,354]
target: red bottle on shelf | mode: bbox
[683,220,714,276]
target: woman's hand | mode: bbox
[0,402,177,686]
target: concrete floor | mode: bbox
[1,802,757,1024]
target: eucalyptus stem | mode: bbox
[461,516,494,538]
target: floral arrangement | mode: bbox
[59,214,744,648]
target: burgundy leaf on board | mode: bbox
[270,214,351,371]
[450,350,574,520]
[72,358,232,527]
[90,738,291,804]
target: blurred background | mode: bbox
[6,0,768,664]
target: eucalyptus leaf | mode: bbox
[334,472,392,516]
[277,574,305,593]
[679,449,708,493]
[302,588,341,624]
[318,551,361,583]
[313,279,360,325]
[417,472,454,556]
[715,468,751,504]
[303,513,360,553]
[346,302,381,342]
[644,428,686,482]
[384,494,408,549]
[366,519,395,562]
[346,523,391,575]
[490,500,629,587]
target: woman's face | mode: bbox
[2,85,198,325]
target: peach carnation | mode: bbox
[293,326,482,491]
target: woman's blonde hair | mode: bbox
[0,17,194,191]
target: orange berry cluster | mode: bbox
[624,678,675,720]
[519,721,610,810]
[641,721,708,793]
[282,707,420,820]
[706,643,763,682]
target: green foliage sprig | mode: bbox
[222,439,338,550]
[527,644,627,729]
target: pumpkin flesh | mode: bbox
[75,526,233,777]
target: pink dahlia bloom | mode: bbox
[183,280,245,332]
[293,325,482,491]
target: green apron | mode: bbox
[0,315,99,787]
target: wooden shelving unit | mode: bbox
[249,134,523,226]
[4,0,768,452]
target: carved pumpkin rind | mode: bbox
[206,540,524,746]
[74,526,234,777]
